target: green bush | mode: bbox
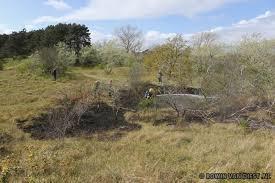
[138,98,154,110]
[239,119,250,129]
[31,42,76,76]
[104,64,113,75]
[16,58,42,75]
[79,46,102,67]
[98,41,136,67]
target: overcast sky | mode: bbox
[0,0,275,47]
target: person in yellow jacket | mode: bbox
[148,88,155,99]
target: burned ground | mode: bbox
[0,132,13,158]
[16,103,141,140]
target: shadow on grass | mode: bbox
[16,103,141,140]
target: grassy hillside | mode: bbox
[0,61,274,182]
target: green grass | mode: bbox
[0,62,274,182]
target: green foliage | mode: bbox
[104,64,113,75]
[98,40,135,67]
[138,98,154,110]
[239,119,250,129]
[56,42,76,66]
[17,43,76,77]
[0,23,91,59]
[16,58,42,75]
[200,35,274,100]
[79,46,102,66]
[143,34,191,86]
[36,47,59,74]
[78,41,136,68]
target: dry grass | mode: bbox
[4,123,274,182]
[0,63,274,182]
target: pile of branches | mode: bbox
[159,87,275,130]
[226,100,275,130]
[45,86,95,138]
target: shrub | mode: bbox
[138,98,154,110]
[45,86,92,138]
[239,119,250,129]
[104,64,113,75]
[79,46,102,67]
[32,42,76,76]
[16,58,42,75]
[56,42,76,66]
[98,41,135,67]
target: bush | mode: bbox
[98,41,136,67]
[239,119,249,129]
[104,64,113,75]
[79,46,102,67]
[16,58,42,75]
[31,43,76,76]
[45,86,92,138]
[138,98,154,110]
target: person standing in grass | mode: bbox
[52,68,57,81]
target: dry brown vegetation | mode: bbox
[0,32,274,182]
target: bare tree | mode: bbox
[114,25,143,53]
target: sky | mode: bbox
[0,0,275,47]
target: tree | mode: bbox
[144,34,192,86]
[27,30,44,52]
[114,25,143,53]
[237,33,274,98]
[191,32,221,86]
[65,23,91,65]
[1,29,29,58]
[0,23,91,60]
[98,40,135,67]
[35,43,76,76]
[0,34,9,59]
[192,32,218,48]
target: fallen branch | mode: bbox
[227,105,256,119]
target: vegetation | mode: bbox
[0,23,90,60]
[114,25,143,53]
[0,23,274,182]
[0,66,274,182]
